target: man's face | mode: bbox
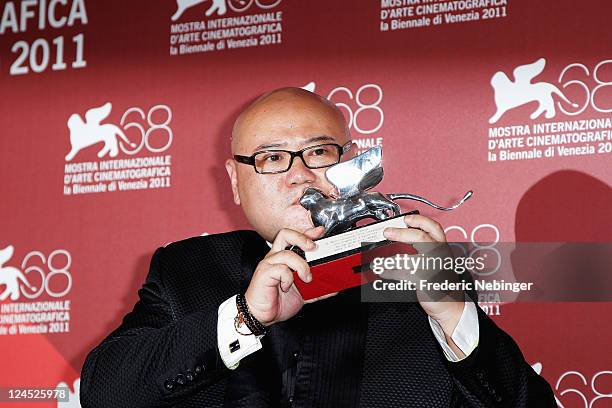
[226,90,350,242]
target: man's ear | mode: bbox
[225,159,241,205]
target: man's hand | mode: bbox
[245,226,325,326]
[383,214,466,357]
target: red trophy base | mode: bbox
[293,211,418,301]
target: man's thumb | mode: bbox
[304,225,325,240]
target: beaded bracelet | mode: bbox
[239,293,267,335]
[235,293,268,336]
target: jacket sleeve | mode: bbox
[445,302,557,407]
[80,246,231,408]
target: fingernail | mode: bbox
[306,274,312,283]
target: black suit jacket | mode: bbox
[80,230,556,407]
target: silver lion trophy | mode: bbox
[292,145,473,300]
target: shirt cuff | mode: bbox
[217,295,263,369]
[427,297,479,362]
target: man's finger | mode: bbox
[258,263,296,292]
[383,225,446,254]
[256,264,294,289]
[402,214,446,242]
[277,265,295,292]
[270,228,316,254]
[266,250,312,283]
[383,226,435,244]
[304,225,325,240]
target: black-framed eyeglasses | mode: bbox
[234,142,352,174]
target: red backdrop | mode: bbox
[1,0,611,406]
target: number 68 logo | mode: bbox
[304,82,384,135]
[327,84,384,135]
[20,250,72,299]
[444,224,501,276]
[119,105,173,155]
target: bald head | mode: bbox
[225,87,352,240]
[231,87,349,153]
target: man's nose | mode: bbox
[285,156,316,185]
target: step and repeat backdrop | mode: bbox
[1,0,611,406]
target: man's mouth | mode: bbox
[291,186,336,207]
[291,188,311,206]
[292,197,306,207]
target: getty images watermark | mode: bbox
[359,242,612,303]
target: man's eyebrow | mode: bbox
[252,135,336,153]
[304,135,336,144]
[252,141,287,151]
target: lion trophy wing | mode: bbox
[325,145,383,197]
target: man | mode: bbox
[80,87,556,407]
